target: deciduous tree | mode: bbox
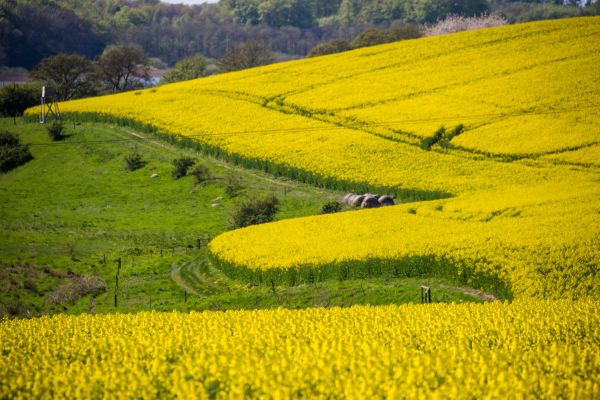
[29,54,92,101]
[0,84,39,124]
[161,55,208,84]
[217,40,274,72]
[95,45,150,93]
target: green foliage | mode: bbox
[190,163,211,184]
[29,54,94,101]
[230,194,280,229]
[0,84,40,124]
[496,2,591,23]
[161,55,208,84]
[308,39,352,57]
[0,1,104,69]
[352,24,421,49]
[96,45,150,93]
[257,0,314,28]
[224,176,244,198]
[124,149,145,171]
[320,201,343,214]
[0,131,32,173]
[172,157,196,179]
[46,121,65,141]
[217,40,274,72]
[420,125,465,150]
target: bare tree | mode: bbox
[95,45,150,92]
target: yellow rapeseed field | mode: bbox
[2,300,599,399]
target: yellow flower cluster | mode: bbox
[2,300,598,399]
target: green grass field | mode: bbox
[0,118,490,317]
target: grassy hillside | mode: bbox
[35,17,600,300]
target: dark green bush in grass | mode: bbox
[47,121,65,141]
[230,194,279,229]
[321,201,343,214]
[124,148,145,171]
[224,176,244,198]
[190,163,211,184]
[0,131,32,172]
[172,157,196,179]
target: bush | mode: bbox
[46,121,64,141]
[230,194,279,229]
[0,131,32,172]
[308,39,352,57]
[352,24,421,49]
[172,157,196,179]
[420,127,446,150]
[190,163,211,184]
[124,148,145,171]
[224,176,244,197]
[321,201,343,214]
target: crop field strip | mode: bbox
[1,300,598,398]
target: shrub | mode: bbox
[420,127,446,150]
[308,39,352,57]
[440,124,465,148]
[424,15,508,37]
[352,24,421,49]
[230,194,279,229]
[321,201,343,214]
[172,157,196,179]
[124,148,145,171]
[224,176,244,197]
[0,131,33,172]
[46,121,64,141]
[190,163,211,184]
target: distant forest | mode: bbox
[1,0,598,69]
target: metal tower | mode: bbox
[40,86,61,124]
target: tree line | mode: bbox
[2,0,597,70]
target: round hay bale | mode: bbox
[343,193,355,204]
[351,195,365,207]
[378,195,395,206]
[361,195,380,208]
